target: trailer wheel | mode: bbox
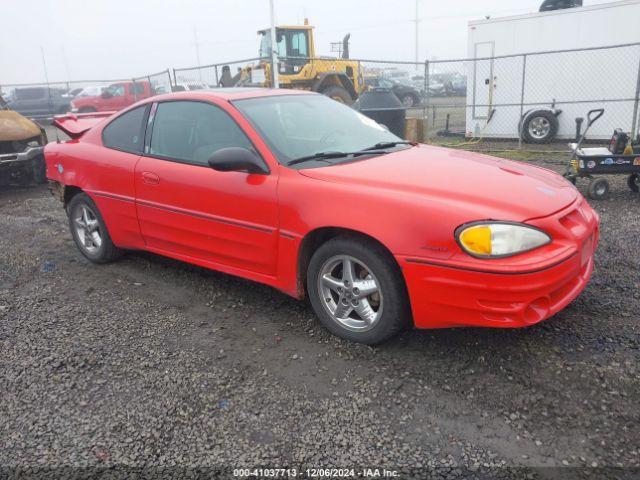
[587,177,610,200]
[321,86,353,105]
[628,174,640,193]
[522,110,559,144]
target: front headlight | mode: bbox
[456,222,551,258]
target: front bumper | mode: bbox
[399,197,599,329]
[0,146,44,170]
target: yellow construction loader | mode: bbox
[228,21,364,104]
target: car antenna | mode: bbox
[40,46,60,144]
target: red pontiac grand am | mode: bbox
[45,89,599,344]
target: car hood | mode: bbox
[0,110,41,141]
[298,145,578,220]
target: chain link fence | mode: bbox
[171,43,640,145]
[427,42,640,144]
[0,79,127,121]
[131,69,173,99]
[0,70,172,121]
[3,43,639,144]
[173,58,266,90]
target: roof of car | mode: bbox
[151,87,314,103]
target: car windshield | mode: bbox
[233,94,404,166]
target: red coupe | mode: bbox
[46,89,599,344]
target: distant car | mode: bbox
[0,96,48,186]
[70,81,154,113]
[364,77,422,107]
[46,89,599,345]
[4,87,71,118]
[383,69,410,83]
[172,82,208,92]
[430,73,467,96]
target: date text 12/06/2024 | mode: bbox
[233,468,399,478]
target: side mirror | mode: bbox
[207,147,269,175]
[101,91,112,99]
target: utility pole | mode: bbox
[193,27,203,81]
[61,46,72,83]
[269,0,279,88]
[414,0,420,70]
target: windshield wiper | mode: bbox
[287,149,389,167]
[361,141,416,151]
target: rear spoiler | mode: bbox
[53,111,115,139]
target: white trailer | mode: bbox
[466,0,640,142]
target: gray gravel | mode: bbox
[0,152,638,479]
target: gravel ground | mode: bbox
[0,150,638,480]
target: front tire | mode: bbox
[627,173,639,193]
[307,236,411,344]
[67,193,122,263]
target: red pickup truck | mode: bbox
[70,81,154,113]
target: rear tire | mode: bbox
[320,86,353,105]
[587,177,610,200]
[307,236,411,345]
[67,193,122,264]
[627,173,639,193]
[522,110,559,144]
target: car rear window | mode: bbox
[102,106,147,154]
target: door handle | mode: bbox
[141,171,160,185]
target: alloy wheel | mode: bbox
[528,116,551,139]
[317,254,383,332]
[74,204,102,254]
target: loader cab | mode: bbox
[259,26,315,75]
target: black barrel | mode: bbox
[353,88,406,138]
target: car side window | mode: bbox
[105,84,125,97]
[17,88,44,100]
[132,83,145,95]
[102,106,147,154]
[149,101,253,166]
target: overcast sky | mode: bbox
[1,0,613,85]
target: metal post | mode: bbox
[414,0,420,71]
[172,68,177,89]
[214,65,219,87]
[424,60,430,138]
[631,51,640,141]
[518,54,527,150]
[40,47,53,120]
[194,28,203,81]
[269,0,279,88]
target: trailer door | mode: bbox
[472,41,494,120]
